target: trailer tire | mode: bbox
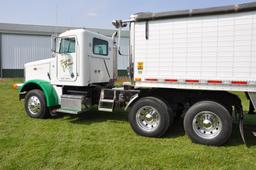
[24,89,49,119]
[129,97,171,137]
[184,101,232,146]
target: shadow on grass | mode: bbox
[56,109,256,147]
[64,108,128,124]
[165,118,185,138]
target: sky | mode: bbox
[0,0,255,29]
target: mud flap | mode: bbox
[239,114,246,146]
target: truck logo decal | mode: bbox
[60,58,73,72]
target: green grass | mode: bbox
[1,79,256,170]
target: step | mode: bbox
[100,99,114,103]
[57,108,79,114]
[98,108,113,112]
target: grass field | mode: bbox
[0,79,256,170]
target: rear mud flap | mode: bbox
[239,115,246,145]
[239,114,256,147]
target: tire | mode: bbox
[128,97,171,137]
[184,101,232,146]
[24,89,49,119]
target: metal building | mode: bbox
[0,23,129,77]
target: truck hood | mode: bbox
[24,58,54,82]
[25,58,54,67]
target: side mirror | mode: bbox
[51,36,57,52]
[51,35,60,53]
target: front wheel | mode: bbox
[128,97,171,137]
[184,101,232,146]
[24,89,49,119]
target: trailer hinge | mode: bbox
[145,21,149,40]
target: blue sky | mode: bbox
[0,0,255,29]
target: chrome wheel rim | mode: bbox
[136,106,160,132]
[28,96,41,115]
[192,111,222,139]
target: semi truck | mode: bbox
[17,2,256,146]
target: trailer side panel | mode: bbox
[133,11,256,91]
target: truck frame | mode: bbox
[18,2,256,146]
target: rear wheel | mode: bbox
[24,89,49,118]
[129,97,172,137]
[184,101,232,146]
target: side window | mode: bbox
[59,38,76,53]
[93,38,108,56]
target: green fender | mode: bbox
[20,80,59,107]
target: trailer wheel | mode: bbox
[184,101,232,146]
[24,89,49,119]
[129,97,171,137]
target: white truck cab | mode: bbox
[25,29,114,86]
[20,28,118,117]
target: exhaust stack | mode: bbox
[112,31,118,81]
[112,20,129,81]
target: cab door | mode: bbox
[89,37,112,83]
[56,37,77,81]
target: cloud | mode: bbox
[87,12,97,16]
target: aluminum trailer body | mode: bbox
[130,3,256,93]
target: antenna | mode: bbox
[53,3,59,35]
[55,4,58,26]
